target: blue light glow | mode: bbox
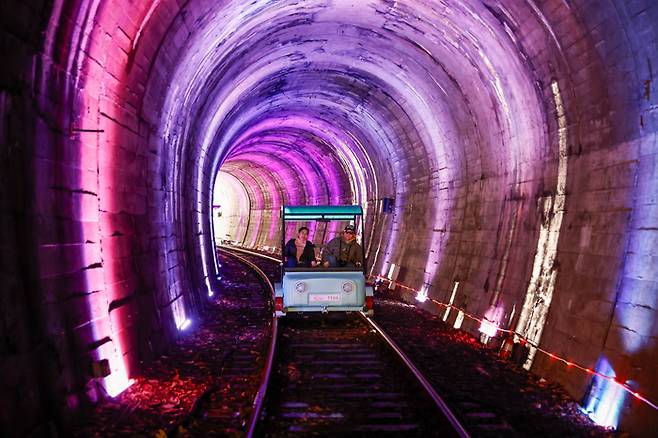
[582,356,626,429]
[177,319,192,331]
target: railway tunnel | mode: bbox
[1,0,657,435]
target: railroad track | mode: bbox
[165,248,275,436]
[225,247,520,436]
[219,246,468,437]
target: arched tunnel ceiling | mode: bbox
[154,0,545,188]
[144,0,549,271]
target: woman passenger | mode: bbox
[284,226,317,267]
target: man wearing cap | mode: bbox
[321,224,363,268]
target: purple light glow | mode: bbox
[144,0,547,303]
[26,0,656,433]
[225,158,284,241]
[215,115,371,248]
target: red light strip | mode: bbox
[370,275,658,411]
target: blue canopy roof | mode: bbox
[283,205,362,220]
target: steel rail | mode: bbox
[359,312,471,438]
[217,248,278,438]
[221,247,469,437]
[218,244,282,263]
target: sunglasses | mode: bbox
[344,230,355,234]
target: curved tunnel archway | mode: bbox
[2,0,657,434]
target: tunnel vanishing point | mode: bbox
[1,0,657,435]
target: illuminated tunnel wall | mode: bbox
[0,0,656,434]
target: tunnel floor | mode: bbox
[73,254,273,436]
[72,264,612,436]
[370,294,612,436]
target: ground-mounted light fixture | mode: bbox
[91,359,111,378]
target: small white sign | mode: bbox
[309,294,340,303]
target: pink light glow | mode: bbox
[82,254,132,397]
[73,0,176,399]
[479,305,504,339]
[479,319,499,338]
[80,98,133,400]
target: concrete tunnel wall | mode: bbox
[0,0,656,435]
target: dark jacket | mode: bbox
[284,239,316,267]
[323,236,363,266]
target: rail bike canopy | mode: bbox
[280,205,365,264]
[282,205,363,221]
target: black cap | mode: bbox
[344,224,355,232]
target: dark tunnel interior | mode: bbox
[1,0,657,435]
